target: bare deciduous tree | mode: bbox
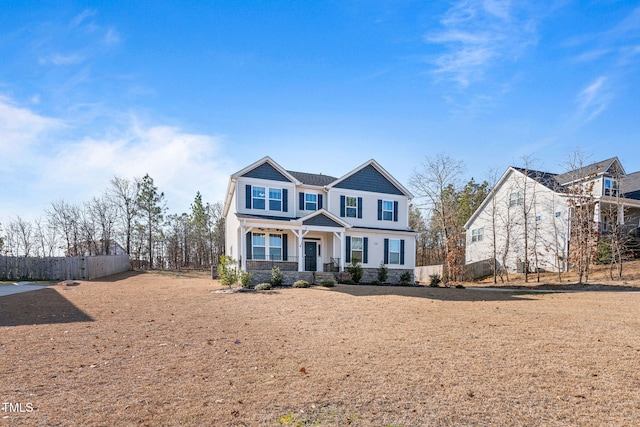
[109,176,139,255]
[410,154,464,282]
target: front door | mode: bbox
[304,241,317,272]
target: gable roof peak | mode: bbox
[231,156,301,184]
[326,158,413,198]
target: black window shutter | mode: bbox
[357,197,363,218]
[282,234,288,261]
[318,194,323,210]
[299,192,305,210]
[393,201,399,222]
[400,239,405,265]
[345,236,351,263]
[363,237,368,264]
[283,189,288,212]
[377,200,383,220]
[246,185,252,209]
[340,195,346,217]
[246,232,252,260]
[384,238,389,264]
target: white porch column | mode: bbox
[240,224,245,271]
[240,224,253,271]
[336,231,345,272]
[293,228,309,272]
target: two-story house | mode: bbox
[465,157,640,274]
[223,156,416,285]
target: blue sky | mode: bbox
[2,1,640,222]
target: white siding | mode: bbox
[225,191,240,260]
[466,169,570,273]
[345,230,415,270]
[327,188,409,230]
[237,177,297,218]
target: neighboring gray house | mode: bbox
[465,157,640,274]
[223,156,416,284]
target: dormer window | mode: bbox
[604,178,618,197]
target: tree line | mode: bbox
[0,174,225,270]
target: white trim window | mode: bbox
[252,187,266,210]
[382,200,394,221]
[269,188,282,211]
[269,234,282,261]
[346,196,358,218]
[252,233,266,259]
[388,239,401,264]
[471,228,484,243]
[604,178,618,197]
[350,236,363,263]
[509,190,523,207]
[305,193,317,211]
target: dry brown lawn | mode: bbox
[2,267,640,426]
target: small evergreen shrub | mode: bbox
[596,239,612,264]
[270,266,283,287]
[255,283,272,291]
[377,262,389,283]
[320,280,335,287]
[399,271,412,286]
[239,270,253,288]
[217,255,238,288]
[429,274,442,287]
[346,262,363,284]
[292,280,310,288]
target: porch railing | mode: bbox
[324,258,340,272]
[246,256,299,271]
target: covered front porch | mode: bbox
[238,210,351,274]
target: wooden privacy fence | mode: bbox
[415,259,495,283]
[0,255,130,281]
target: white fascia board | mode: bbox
[325,159,413,199]
[222,178,237,218]
[294,209,352,228]
[231,155,301,185]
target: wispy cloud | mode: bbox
[39,52,85,65]
[426,0,539,87]
[0,96,64,167]
[576,76,611,123]
[570,6,640,65]
[71,9,97,28]
[37,120,234,215]
[0,95,234,220]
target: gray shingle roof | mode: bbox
[512,167,561,191]
[555,157,619,185]
[287,170,337,187]
[622,171,640,200]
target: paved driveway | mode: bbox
[0,282,53,297]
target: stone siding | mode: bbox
[247,268,414,286]
[248,270,314,287]
[339,268,415,285]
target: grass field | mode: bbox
[1,269,640,426]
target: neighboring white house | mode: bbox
[465,157,640,274]
[223,156,416,284]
